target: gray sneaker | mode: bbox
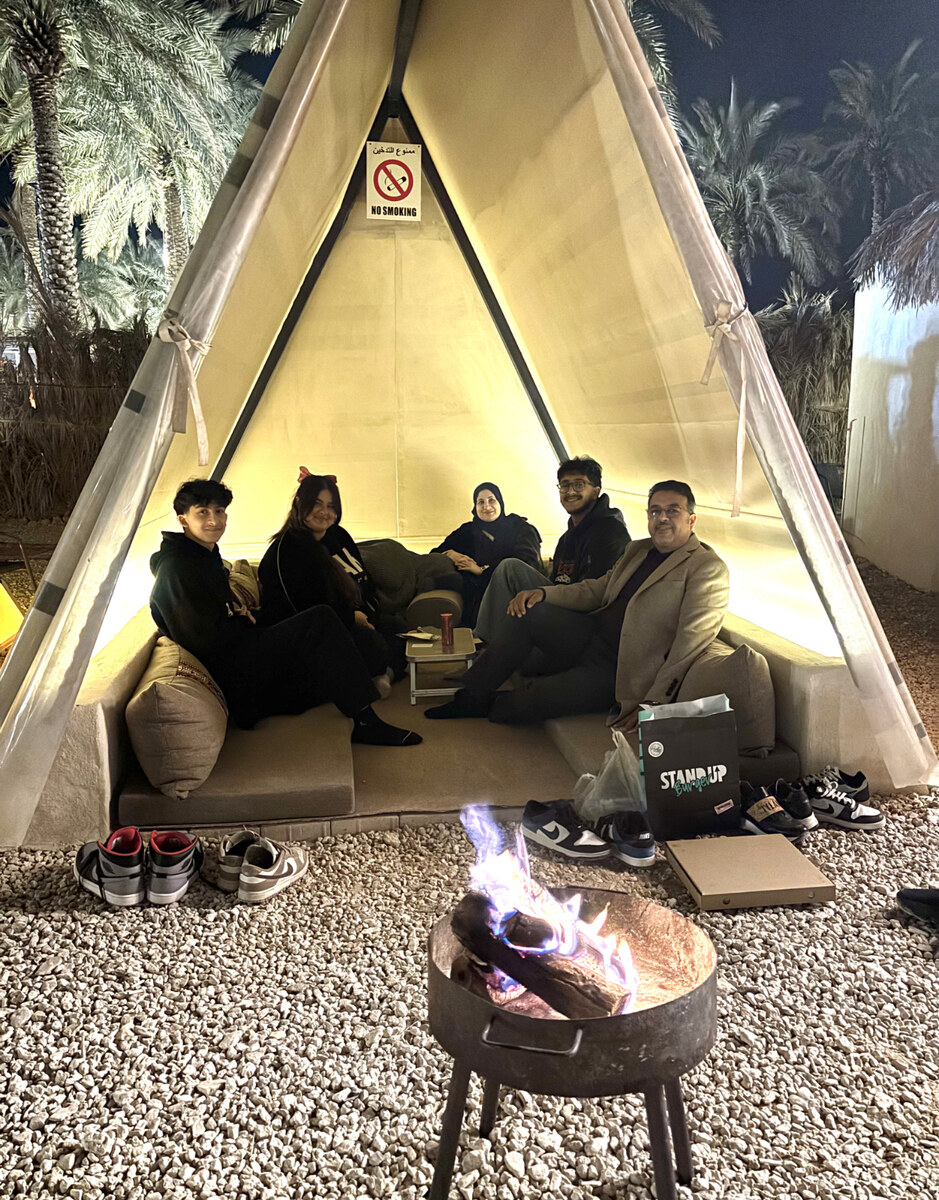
[147,830,204,905]
[217,829,261,893]
[239,837,308,904]
[74,827,146,906]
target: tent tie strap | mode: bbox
[702,300,749,519]
[158,317,211,466]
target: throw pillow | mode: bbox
[677,640,775,757]
[126,637,228,799]
[225,558,260,611]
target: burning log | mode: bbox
[451,892,633,1020]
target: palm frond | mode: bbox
[756,279,854,463]
[851,188,939,308]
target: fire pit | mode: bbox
[426,813,717,1199]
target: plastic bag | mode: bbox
[573,730,643,823]
[639,693,730,720]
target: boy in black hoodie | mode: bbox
[149,479,420,746]
[474,456,629,643]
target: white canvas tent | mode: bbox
[0,0,935,846]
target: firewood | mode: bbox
[450,952,491,1000]
[450,892,630,1021]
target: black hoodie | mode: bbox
[550,493,630,585]
[150,532,255,669]
[257,525,361,629]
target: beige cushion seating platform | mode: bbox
[118,707,355,831]
[27,598,891,848]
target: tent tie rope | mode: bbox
[158,317,211,466]
[702,300,749,518]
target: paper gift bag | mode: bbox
[638,694,740,841]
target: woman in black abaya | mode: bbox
[433,482,543,628]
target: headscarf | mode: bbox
[472,481,505,519]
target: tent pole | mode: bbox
[388,0,423,101]
[394,98,568,463]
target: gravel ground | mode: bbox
[2,809,938,1200]
[855,559,939,745]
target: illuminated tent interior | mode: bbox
[0,0,934,846]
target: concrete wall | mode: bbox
[844,284,939,592]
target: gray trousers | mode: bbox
[473,558,550,643]
[464,602,617,725]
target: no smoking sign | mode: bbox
[366,141,422,222]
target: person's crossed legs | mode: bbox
[473,558,550,644]
[427,602,617,723]
[215,604,421,745]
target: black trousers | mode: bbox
[212,605,378,728]
[351,612,407,679]
[462,603,618,724]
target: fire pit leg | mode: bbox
[664,1078,693,1185]
[478,1077,500,1136]
[642,1085,678,1200]
[430,1058,472,1200]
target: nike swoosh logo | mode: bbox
[540,821,565,841]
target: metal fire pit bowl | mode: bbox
[427,888,717,1200]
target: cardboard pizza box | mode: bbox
[665,834,835,911]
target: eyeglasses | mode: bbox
[557,480,593,494]
[647,506,687,519]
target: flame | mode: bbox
[460,806,638,1011]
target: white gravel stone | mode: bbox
[0,806,937,1199]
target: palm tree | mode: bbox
[851,188,939,309]
[78,238,170,331]
[823,40,939,233]
[0,1,82,325]
[0,231,30,331]
[625,0,720,106]
[62,21,257,275]
[231,0,300,55]
[680,84,841,285]
[0,225,169,333]
[756,278,853,465]
[0,0,251,324]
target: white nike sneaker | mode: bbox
[799,776,885,831]
[521,800,611,860]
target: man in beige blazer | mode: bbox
[426,480,729,728]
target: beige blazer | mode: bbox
[543,533,730,719]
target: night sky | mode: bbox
[663,0,939,305]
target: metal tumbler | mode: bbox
[440,612,454,650]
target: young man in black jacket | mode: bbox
[149,479,421,746]
[473,456,630,643]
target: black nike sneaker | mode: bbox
[771,779,818,831]
[595,810,656,868]
[739,783,810,838]
[521,800,611,860]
